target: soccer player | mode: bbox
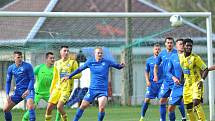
[153,37,177,121]
[22,52,60,121]
[3,51,35,121]
[139,43,163,121]
[179,38,209,121]
[167,39,186,121]
[45,46,81,121]
[62,47,125,121]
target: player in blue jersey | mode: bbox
[3,51,35,121]
[62,47,125,121]
[139,43,163,121]
[153,37,178,121]
[167,39,186,121]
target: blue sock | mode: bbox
[73,108,84,121]
[160,104,166,121]
[168,111,175,121]
[98,112,105,121]
[178,102,186,118]
[4,112,12,121]
[141,102,149,117]
[29,109,36,121]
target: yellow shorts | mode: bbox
[183,81,203,104]
[48,81,72,104]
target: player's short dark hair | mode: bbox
[165,37,174,43]
[153,43,160,47]
[176,38,184,43]
[183,38,193,45]
[60,46,69,50]
[13,51,22,56]
[45,52,54,59]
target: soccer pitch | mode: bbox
[0,105,210,121]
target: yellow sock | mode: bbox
[61,113,68,121]
[194,104,206,121]
[45,114,52,121]
[187,108,196,121]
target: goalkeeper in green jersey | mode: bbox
[22,52,61,121]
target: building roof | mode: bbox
[33,0,206,48]
[0,0,209,49]
[0,0,50,40]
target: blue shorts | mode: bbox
[169,84,183,105]
[159,81,174,98]
[145,82,162,99]
[11,89,35,104]
[83,89,108,103]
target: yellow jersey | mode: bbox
[179,53,207,85]
[50,58,81,93]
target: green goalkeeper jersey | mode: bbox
[34,64,54,95]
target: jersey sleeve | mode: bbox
[5,66,13,95]
[195,55,207,71]
[27,64,35,90]
[109,60,124,69]
[71,60,82,79]
[50,63,59,93]
[167,60,174,80]
[145,59,150,73]
[34,64,41,75]
[155,53,162,65]
[68,61,88,79]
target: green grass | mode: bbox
[0,105,210,121]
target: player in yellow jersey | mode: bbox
[45,46,81,121]
[179,39,209,121]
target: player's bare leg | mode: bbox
[45,103,55,121]
[3,96,16,121]
[98,96,107,121]
[57,101,67,121]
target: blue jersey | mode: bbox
[145,56,163,83]
[69,58,123,91]
[5,61,35,95]
[155,48,177,81]
[167,53,184,85]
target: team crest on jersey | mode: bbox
[188,60,192,64]
[102,62,106,66]
[20,67,24,72]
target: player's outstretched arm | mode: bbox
[71,60,82,79]
[109,60,125,69]
[65,62,88,81]
[208,65,215,71]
